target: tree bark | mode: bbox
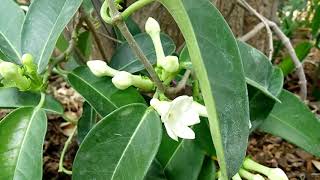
[126,0,277,54]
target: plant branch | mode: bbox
[166,70,191,96]
[238,0,274,60]
[81,8,109,62]
[105,0,166,93]
[58,126,76,175]
[237,0,308,101]
[239,22,265,42]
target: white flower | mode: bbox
[112,71,133,90]
[87,60,117,77]
[150,96,207,141]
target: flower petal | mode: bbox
[164,122,178,141]
[171,124,195,139]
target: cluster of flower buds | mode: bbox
[0,54,42,91]
[145,17,179,80]
[87,60,154,91]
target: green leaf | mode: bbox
[0,87,64,114]
[0,0,24,63]
[312,5,320,36]
[194,118,216,156]
[259,90,320,156]
[158,0,250,177]
[77,102,96,144]
[0,107,47,179]
[77,31,92,59]
[278,41,313,76]
[21,0,83,73]
[144,160,167,180]
[238,41,283,102]
[72,104,162,180]
[110,33,176,73]
[156,133,205,180]
[68,67,146,117]
[197,157,217,180]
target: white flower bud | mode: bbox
[0,61,19,77]
[145,17,160,36]
[112,71,133,90]
[87,60,117,77]
[252,174,265,180]
[232,173,242,180]
[161,56,179,73]
[267,168,288,180]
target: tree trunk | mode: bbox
[127,0,277,54]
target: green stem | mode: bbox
[243,158,270,175]
[35,92,46,110]
[101,0,154,24]
[131,75,154,91]
[106,0,166,93]
[58,126,77,175]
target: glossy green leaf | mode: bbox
[0,107,47,179]
[278,41,313,76]
[198,157,217,180]
[0,0,24,63]
[72,104,162,180]
[156,133,205,180]
[259,90,320,156]
[0,87,64,114]
[68,67,145,117]
[159,0,250,177]
[238,41,283,101]
[110,33,176,73]
[77,102,96,144]
[21,0,83,73]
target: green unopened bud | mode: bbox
[161,56,179,73]
[22,53,37,74]
[0,61,31,90]
[22,53,34,65]
[239,168,264,180]
[87,60,118,77]
[0,61,19,77]
[112,71,133,90]
[145,17,165,64]
[243,158,288,180]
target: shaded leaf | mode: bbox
[68,67,145,117]
[0,107,47,179]
[21,0,83,73]
[144,159,167,180]
[114,17,141,43]
[259,90,320,156]
[110,33,176,73]
[156,132,205,180]
[77,102,96,144]
[72,104,162,180]
[198,157,217,180]
[0,87,64,114]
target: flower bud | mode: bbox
[87,60,117,77]
[161,56,179,73]
[0,61,19,77]
[232,173,242,180]
[145,17,160,36]
[266,168,288,180]
[239,168,264,180]
[243,158,288,180]
[112,71,133,90]
[145,17,165,64]
[22,53,34,65]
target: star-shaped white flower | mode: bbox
[150,96,206,141]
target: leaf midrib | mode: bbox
[0,32,21,61]
[110,109,150,179]
[70,72,118,115]
[36,0,69,72]
[13,108,38,179]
